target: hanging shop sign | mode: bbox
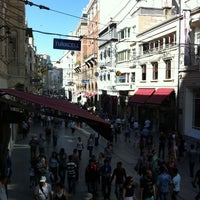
[53,38,81,51]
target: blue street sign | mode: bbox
[82,79,90,83]
[53,38,81,51]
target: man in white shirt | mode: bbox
[34,176,52,200]
[171,168,181,200]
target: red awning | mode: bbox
[0,89,111,140]
[129,88,155,103]
[146,88,174,104]
[83,92,90,97]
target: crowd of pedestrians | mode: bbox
[26,115,140,200]
[26,114,106,200]
[104,115,200,200]
[8,112,200,200]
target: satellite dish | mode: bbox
[116,71,121,76]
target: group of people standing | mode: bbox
[28,118,101,200]
[28,118,80,200]
[14,113,200,200]
[85,155,137,200]
[108,115,183,200]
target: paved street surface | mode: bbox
[7,120,199,199]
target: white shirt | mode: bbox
[34,183,52,200]
[94,131,99,138]
[133,122,139,129]
[172,173,181,192]
[77,141,84,150]
[144,119,151,128]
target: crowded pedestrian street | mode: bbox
[7,119,199,200]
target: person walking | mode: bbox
[100,159,112,200]
[38,133,46,154]
[140,169,156,200]
[104,142,113,164]
[124,123,131,143]
[70,121,76,134]
[171,168,181,200]
[188,143,198,177]
[5,149,12,183]
[158,132,166,160]
[49,151,59,183]
[29,135,38,160]
[52,182,68,200]
[111,161,127,200]
[29,163,36,189]
[58,148,67,186]
[52,127,58,147]
[34,176,53,200]
[134,151,147,176]
[156,166,172,200]
[71,149,80,181]
[65,155,77,194]
[122,176,136,200]
[76,137,84,160]
[45,126,51,146]
[85,159,99,196]
[94,130,99,146]
[87,134,94,158]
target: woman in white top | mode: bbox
[76,137,84,160]
[87,134,94,157]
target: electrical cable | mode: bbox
[1,12,192,53]
[18,0,107,27]
[9,0,143,41]
[117,1,139,25]
[1,3,195,58]
[0,14,116,42]
[111,0,133,22]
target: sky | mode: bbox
[25,0,89,61]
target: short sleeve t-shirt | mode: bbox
[157,172,172,193]
[140,177,155,199]
[172,174,181,192]
[34,183,52,200]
